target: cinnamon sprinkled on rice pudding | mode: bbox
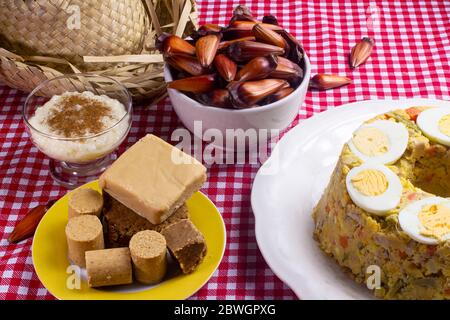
[28,91,129,163]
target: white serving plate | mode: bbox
[251,98,449,300]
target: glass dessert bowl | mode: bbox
[23,74,132,188]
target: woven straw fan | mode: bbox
[0,0,198,102]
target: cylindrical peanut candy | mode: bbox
[68,188,103,219]
[65,215,104,267]
[85,247,133,287]
[129,230,167,285]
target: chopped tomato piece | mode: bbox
[444,287,450,296]
[398,251,407,259]
[339,236,349,249]
[407,193,417,201]
[405,107,422,122]
[425,145,439,157]
[426,245,437,256]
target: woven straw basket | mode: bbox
[0,0,198,102]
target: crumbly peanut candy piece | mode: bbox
[161,219,207,274]
[68,188,103,219]
[65,215,104,268]
[129,230,167,285]
[103,192,188,247]
[85,247,132,287]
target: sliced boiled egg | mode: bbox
[348,120,409,164]
[345,163,402,216]
[416,107,450,147]
[398,197,450,245]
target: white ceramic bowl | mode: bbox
[164,54,311,138]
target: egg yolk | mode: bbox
[438,114,450,137]
[419,203,450,241]
[351,169,388,196]
[352,127,389,156]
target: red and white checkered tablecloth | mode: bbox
[0,0,449,300]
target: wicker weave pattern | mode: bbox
[0,54,60,94]
[0,0,149,70]
[0,0,198,102]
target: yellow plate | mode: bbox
[32,180,226,300]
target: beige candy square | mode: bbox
[99,134,206,224]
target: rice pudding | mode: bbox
[28,91,130,163]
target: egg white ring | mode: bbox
[345,163,403,216]
[348,120,409,165]
[416,107,450,147]
[398,197,450,245]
